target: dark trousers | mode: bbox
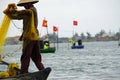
[20,40,44,74]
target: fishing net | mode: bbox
[0,15,11,54]
[0,4,39,60]
[0,3,16,60]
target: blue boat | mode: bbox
[71,45,84,49]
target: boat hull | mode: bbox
[40,47,56,53]
[71,45,84,49]
[1,67,51,80]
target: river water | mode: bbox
[1,41,120,80]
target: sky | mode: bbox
[0,0,120,38]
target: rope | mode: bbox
[11,20,22,30]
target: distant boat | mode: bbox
[70,39,84,49]
[40,47,56,53]
[71,45,84,49]
[40,40,56,53]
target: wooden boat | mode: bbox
[71,45,84,49]
[0,67,51,80]
[40,47,56,53]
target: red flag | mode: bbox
[53,26,58,32]
[73,20,78,26]
[42,19,48,27]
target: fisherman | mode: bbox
[43,43,49,49]
[3,0,45,74]
[69,39,75,46]
[78,39,82,45]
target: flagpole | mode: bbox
[57,27,59,50]
[53,32,55,48]
[73,20,78,41]
[72,26,74,39]
[43,17,49,38]
[53,26,58,50]
[42,17,49,39]
[39,27,43,37]
[46,27,49,38]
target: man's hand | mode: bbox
[3,3,17,15]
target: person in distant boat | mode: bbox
[3,0,45,74]
[78,39,82,45]
[43,38,50,48]
[69,39,75,46]
[44,43,49,49]
[44,38,50,46]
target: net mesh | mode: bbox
[0,15,11,54]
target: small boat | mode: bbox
[71,45,84,49]
[0,67,51,80]
[40,40,56,53]
[40,47,56,53]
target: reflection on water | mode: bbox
[1,41,120,80]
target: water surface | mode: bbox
[2,41,120,80]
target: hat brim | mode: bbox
[17,1,38,6]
